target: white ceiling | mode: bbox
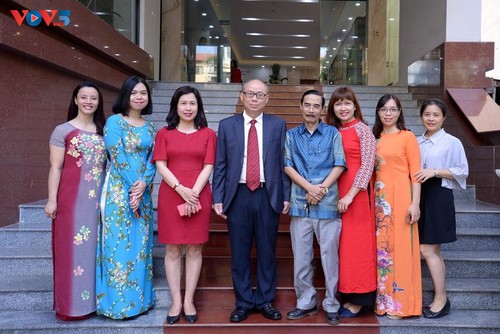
[192,0,366,69]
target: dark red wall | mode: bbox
[0,0,154,226]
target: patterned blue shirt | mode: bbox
[284,121,346,219]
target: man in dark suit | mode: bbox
[213,79,291,322]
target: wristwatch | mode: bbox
[173,182,180,190]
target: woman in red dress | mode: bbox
[326,87,377,317]
[152,86,216,324]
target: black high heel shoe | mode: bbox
[166,313,180,324]
[423,299,451,318]
[184,313,198,323]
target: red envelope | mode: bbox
[177,202,202,216]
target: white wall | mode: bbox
[140,0,161,80]
[482,0,500,80]
[398,0,446,85]
[446,0,481,42]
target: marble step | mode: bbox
[1,245,499,279]
[0,305,498,334]
[2,272,498,312]
[3,220,498,253]
[150,82,411,95]
[17,199,499,228]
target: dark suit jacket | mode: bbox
[213,113,291,214]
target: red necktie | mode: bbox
[246,119,260,191]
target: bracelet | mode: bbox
[320,186,329,194]
[173,182,180,190]
[433,169,437,177]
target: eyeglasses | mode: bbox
[241,91,267,100]
[302,103,322,112]
[378,107,401,114]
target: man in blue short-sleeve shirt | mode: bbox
[284,89,346,326]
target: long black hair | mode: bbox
[326,86,365,128]
[372,94,407,139]
[112,76,153,116]
[166,85,208,130]
[67,81,105,135]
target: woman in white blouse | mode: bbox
[414,99,469,319]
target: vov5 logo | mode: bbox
[11,9,70,27]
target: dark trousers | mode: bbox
[226,184,280,309]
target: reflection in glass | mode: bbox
[408,46,442,86]
[79,0,137,43]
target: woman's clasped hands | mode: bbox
[129,180,146,217]
[175,185,200,217]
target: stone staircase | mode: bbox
[1,83,499,333]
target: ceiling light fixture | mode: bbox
[250,45,307,49]
[242,17,313,23]
[243,0,318,2]
[247,33,310,38]
[253,55,305,59]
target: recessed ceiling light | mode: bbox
[209,25,214,28]
[253,55,305,59]
[243,0,318,2]
[247,33,310,38]
[202,12,207,16]
[242,17,313,23]
[250,45,307,49]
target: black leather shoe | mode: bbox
[326,311,341,325]
[261,303,282,320]
[166,313,180,324]
[287,306,318,320]
[423,299,451,318]
[184,313,198,323]
[230,306,250,322]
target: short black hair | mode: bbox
[112,76,153,116]
[420,98,448,117]
[166,85,208,130]
[301,89,325,107]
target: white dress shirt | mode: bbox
[239,111,265,183]
[417,128,469,189]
